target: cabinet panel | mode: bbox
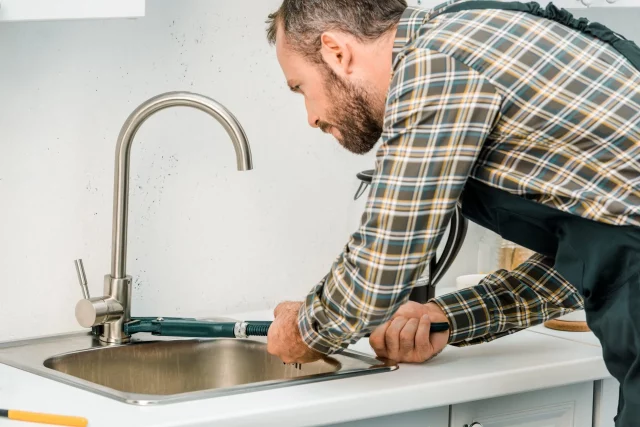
[594,378,620,427]
[322,406,449,427]
[0,0,145,22]
[451,382,593,427]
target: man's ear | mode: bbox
[319,32,353,75]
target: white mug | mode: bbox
[557,310,587,322]
[455,273,488,290]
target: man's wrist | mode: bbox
[424,301,448,320]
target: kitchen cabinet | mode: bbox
[593,378,620,427]
[324,406,449,427]
[450,381,594,427]
[0,0,145,22]
[407,0,640,8]
[323,382,603,427]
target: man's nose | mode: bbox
[308,114,320,128]
[305,101,319,128]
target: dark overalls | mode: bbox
[429,2,640,425]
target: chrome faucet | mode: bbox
[74,92,253,344]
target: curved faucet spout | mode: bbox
[111,91,253,280]
[75,91,253,344]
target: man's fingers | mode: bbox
[274,301,300,318]
[266,319,279,355]
[415,314,433,358]
[369,321,391,358]
[299,349,323,364]
[385,316,407,358]
[268,302,312,364]
[394,301,429,320]
[273,301,290,317]
[273,304,283,318]
[399,318,419,353]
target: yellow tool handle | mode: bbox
[9,410,88,427]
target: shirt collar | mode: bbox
[392,0,468,64]
[392,6,429,63]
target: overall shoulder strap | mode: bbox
[428,1,640,73]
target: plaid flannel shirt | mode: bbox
[298,0,640,354]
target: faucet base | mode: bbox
[99,328,131,345]
[99,275,133,344]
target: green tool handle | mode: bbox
[363,321,449,337]
[159,320,237,338]
[240,321,449,334]
[125,318,448,338]
[126,319,237,338]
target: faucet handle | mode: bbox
[74,259,90,299]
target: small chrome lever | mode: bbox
[74,259,90,299]
[74,259,107,337]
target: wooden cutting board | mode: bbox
[544,319,590,332]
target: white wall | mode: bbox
[1,0,636,342]
[0,0,370,340]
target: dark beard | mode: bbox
[319,65,384,155]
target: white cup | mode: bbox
[455,273,488,290]
[557,310,586,322]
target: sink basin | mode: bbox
[45,340,342,396]
[0,330,397,405]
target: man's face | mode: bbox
[276,34,385,155]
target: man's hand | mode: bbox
[369,301,450,363]
[267,301,323,364]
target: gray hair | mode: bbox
[266,0,407,63]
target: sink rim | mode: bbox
[0,330,398,406]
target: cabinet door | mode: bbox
[323,406,449,427]
[593,378,620,427]
[0,0,145,22]
[451,382,593,427]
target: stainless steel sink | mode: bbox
[0,330,397,405]
[0,92,398,406]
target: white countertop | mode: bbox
[0,309,610,427]
[529,322,602,347]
